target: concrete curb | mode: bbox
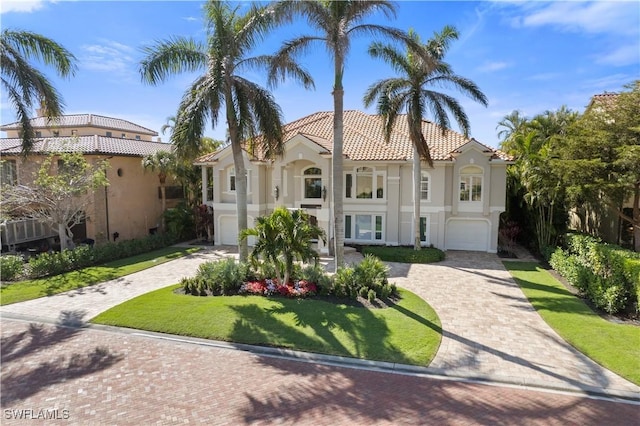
[2,313,638,404]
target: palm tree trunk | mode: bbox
[633,181,639,252]
[160,184,166,232]
[231,138,249,262]
[413,146,421,250]
[332,61,345,271]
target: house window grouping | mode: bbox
[345,167,385,199]
[345,214,383,241]
[459,165,483,202]
[228,167,251,193]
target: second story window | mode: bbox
[459,165,483,202]
[71,130,78,136]
[228,167,251,193]
[52,130,59,137]
[420,171,430,201]
[345,166,385,199]
[106,131,112,137]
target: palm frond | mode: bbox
[139,36,207,85]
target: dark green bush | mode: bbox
[299,264,332,295]
[0,255,24,281]
[24,233,178,279]
[551,233,640,314]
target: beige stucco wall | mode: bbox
[3,153,176,246]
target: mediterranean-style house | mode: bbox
[196,110,512,254]
[0,113,179,251]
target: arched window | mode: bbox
[303,167,322,199]
[459,165,483,202]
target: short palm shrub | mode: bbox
[0,255,24,281]
[183,258,249,296]
[333,254,397,301]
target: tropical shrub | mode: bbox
[550,233,640,314]
[164,202,196,240]
[332,255,397,301]
[241,207,326,287]
[0,255,24,282]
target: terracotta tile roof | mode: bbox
[0,136,172,157]
[588,92,619,110]
[195,110,510,163]
[0,114,158,135]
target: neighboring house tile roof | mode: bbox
[0,136,172,157]
[196,110,511,163]
[587,92,619,111]
[0,114,158,136]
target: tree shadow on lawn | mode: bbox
[1,320,123,405]
[40,267,125,297]
[229,298,414,365]
[240,356,632,425]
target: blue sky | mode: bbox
[1,1,638,148]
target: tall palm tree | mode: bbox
[139,1,313,261]
[363,26,488,249]
[496,110,525,146]
[272,0,424,270]
[1,29,77,154]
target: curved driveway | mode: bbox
[1,245,639,398]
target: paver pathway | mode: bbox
[389,251,640,396]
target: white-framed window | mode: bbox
[459,165,483,202]
[228,167,251,193]
[345,214,384,241]
[302,166,322,199]
[71,130,78,136]
[0,159,17,185]
[345,166,385,199]
[420,171,430,201]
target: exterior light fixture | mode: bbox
[273,185,279,200]
[322,185,327,201]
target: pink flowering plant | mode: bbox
[239,278,318,298]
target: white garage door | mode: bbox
[219,216,238,245]
[445,219,489,251]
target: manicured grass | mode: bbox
[504,261,640,386]
[92,287,442,365]
[361,246,445,264]
[0,247,201,305]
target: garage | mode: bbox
[218,215,255,246]
[219,216,238,245]
[445,219,489,251]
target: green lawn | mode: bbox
[0,246,201,305]
[361,246,445,263]
[92,287,442,366]
[504,261,640,386]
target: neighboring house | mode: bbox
[0,113,179,251]
[196,110,512,253]
[568,92,636,247]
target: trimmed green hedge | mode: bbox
[2,233,178,281]
[549,233,640,314]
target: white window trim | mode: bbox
[345,166,386,201]
[226,167,251,194]
[459,166,483,203]
[420,171,431,202]
[344,213,385,242]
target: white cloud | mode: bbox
[513,1,639,36]
[527,72,562,82]
[583,73,635,91]
[182,16,198,22]
[596,44,640,67]
[0,0,46,14]
[80,40,136,74]
[478,61,510,72]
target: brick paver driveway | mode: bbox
[1,320,638,425]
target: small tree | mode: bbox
[142,150,176,230]
[1,151,108,251]
[241,207,326,286]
